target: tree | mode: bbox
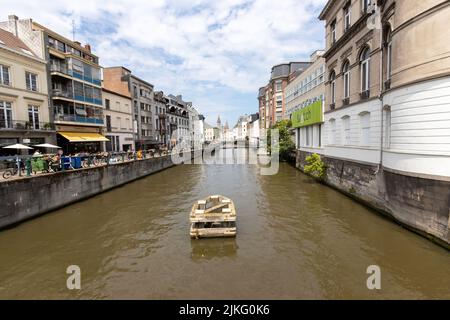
[267,119,295,160]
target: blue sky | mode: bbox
[3,0,327,126]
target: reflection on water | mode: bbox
[190,239,238,261]
[0,148,449,299]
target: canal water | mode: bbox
[0,149,449,299]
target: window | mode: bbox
[72,59,84,75]
[0,64,10,85]
[329,119,336,145]
[331,20,337,44]
[344,5,351,31]
[362,0,370,13]
[28,105,40,129]
[360,47,371,93]
[105,99,110,110]
[330,71,336,105]
[275,81,282,92]
[74,81,84,98]
[384,107,392,148]
[359,112,371,145]
[0,101,12,128]
[342,116,351,145]
[25,72,38,91]
[57,40,65,52]
[106,115,112,131]
[305,126,313,147]
[386,29,392,80]
[343,61,350,99]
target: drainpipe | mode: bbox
[379,7,384,173]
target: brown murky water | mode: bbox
[0,149,449,299]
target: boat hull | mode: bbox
[190,228,237,239]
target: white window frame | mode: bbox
[343,62,350,99]
[359,112,371,146]
[0,64,10,86]
[25,72,38,92]
[344,6,351,31]
[330,71,336,104]
[360,49,370,92]
[331,21,337,44]
[386,30,393,80]
[28,105,40,129]
[384,107,392,149]
[0,100,13,128]
[329,119,336,145]
[342,116,351,145]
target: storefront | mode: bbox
[57,131,109,155]
[291,99,324,150]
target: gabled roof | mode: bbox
[0,28,37,58]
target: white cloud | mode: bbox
[1,0,327,124]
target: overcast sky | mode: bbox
[3,0,327,126]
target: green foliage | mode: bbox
[304,153,327,180]
[267,120,295,160]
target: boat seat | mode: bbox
[195,210,205,214]
[197,200,207,205]
[221,199,231,204]
[222,208,232,213]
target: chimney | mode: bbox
[73,41,81,46]
[8,15,18,37]
[84,44,91,52]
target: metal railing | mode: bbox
[0,120,55,131]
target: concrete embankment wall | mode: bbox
[0,155,175,229]
[296,150,450,248]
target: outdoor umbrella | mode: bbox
[33,143,61,149]
[2,144,33,176]
[2,144,33,150]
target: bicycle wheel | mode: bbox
[3,170,12,179]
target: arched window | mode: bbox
[341,115,351,145]
[342,61,350,100]
[329,70,336,106]
[359,112,371,146]
[384,106,392,148]
[329,118,336,145]
[360,47,370,93]
[386,29,392,80]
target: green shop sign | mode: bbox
[291,100,323,128]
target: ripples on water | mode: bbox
[0,149,448,299]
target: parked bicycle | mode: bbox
[2,159,25,179]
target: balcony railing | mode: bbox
[52,89,73,99]
[50,64,101,86]
[50,63,69,75]
[0,120,55,131]
[54,114,104,125]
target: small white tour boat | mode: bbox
[190,195,237,239]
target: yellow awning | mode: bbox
[58,132,109,142]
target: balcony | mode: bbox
[54,113,104,125]
[50,63,69,75]
[52,89,73,99]
[360,90,370,100]
[74,95,102,106]
[0,120,55,131]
